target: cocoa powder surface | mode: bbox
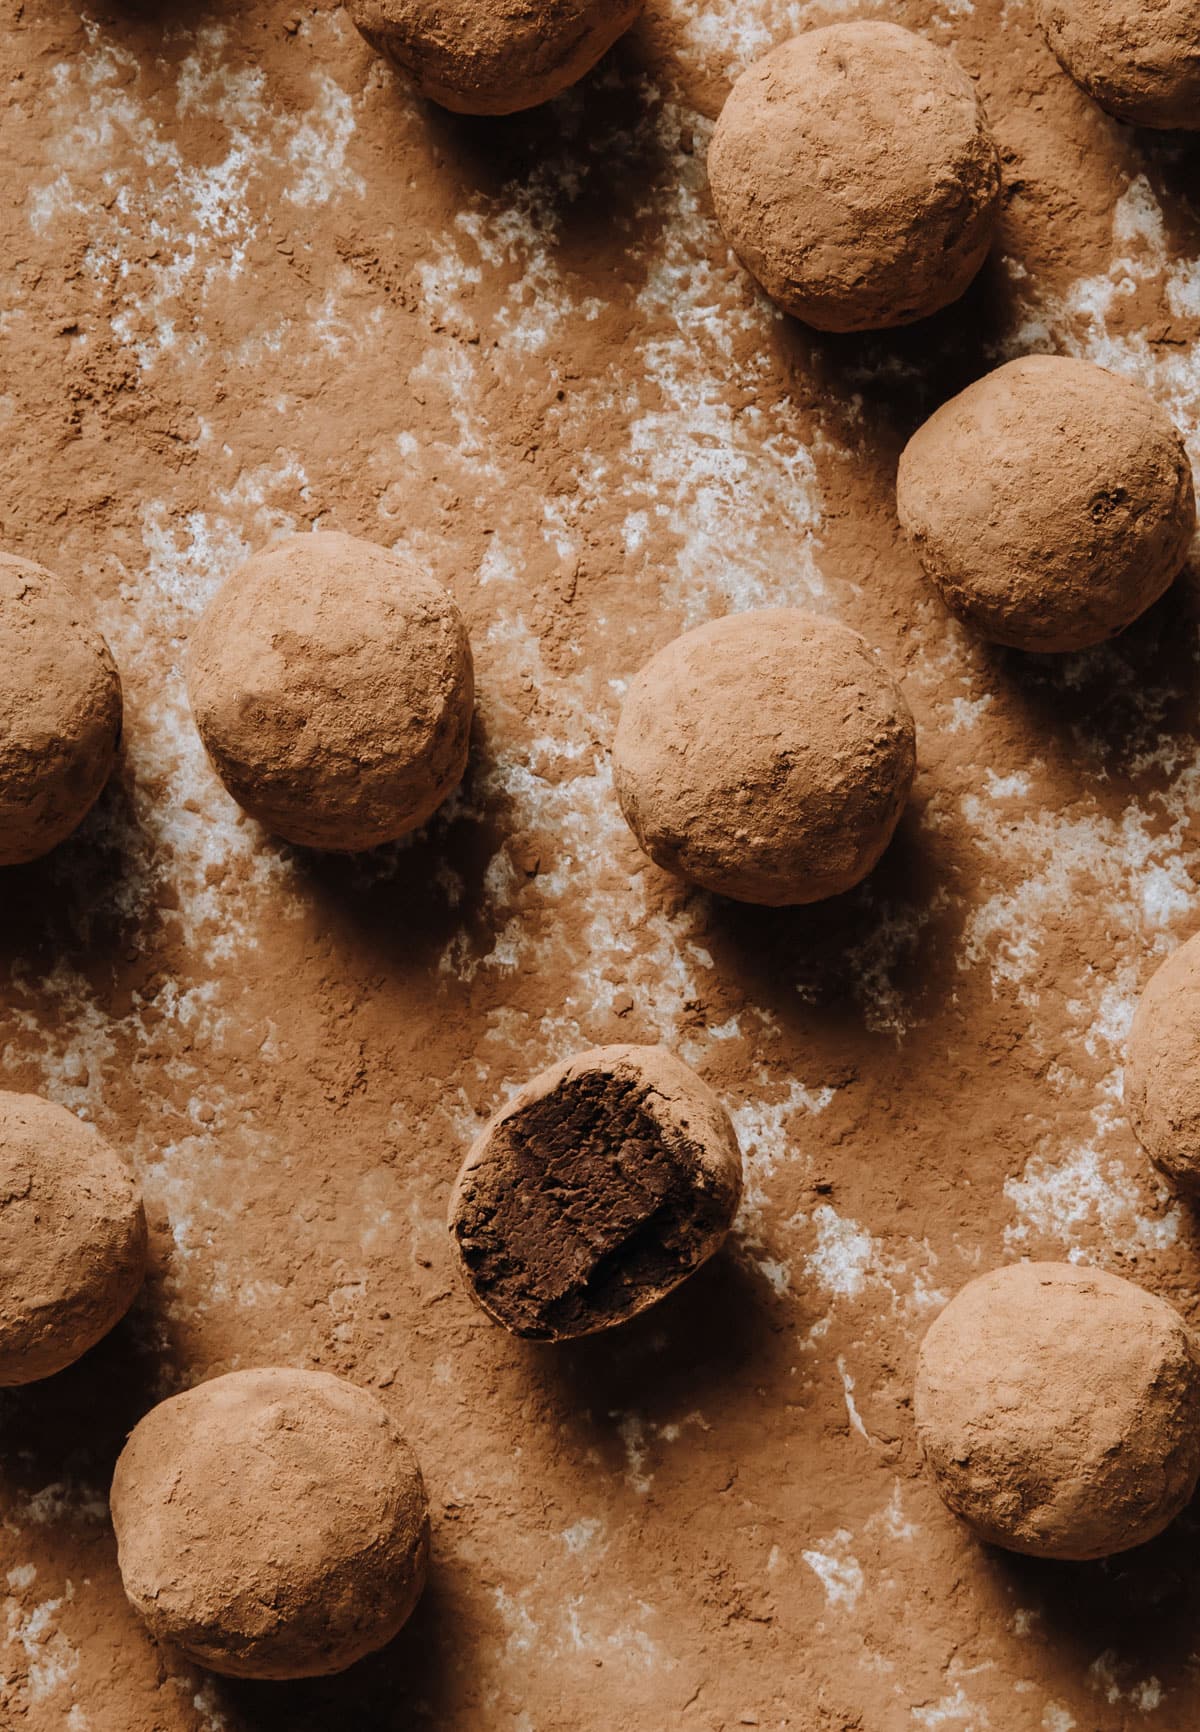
[1,2,1200,1730]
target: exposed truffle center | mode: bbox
[453,1072,726,1339]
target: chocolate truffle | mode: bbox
[1038,0,1200,130]
[0,1092,146,1385]
[111,1367,430,1680]
[897,354,1195,652]
[612,610,915,906]
[1125,931,1200,1194]
[347,0,642,115]
[0,552,122,867]
[187,531,474,852]
[915,1261,1200,1560]
[448,1044,743,1340]
[707,22,1001,332]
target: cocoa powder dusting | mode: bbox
[2,0,1200,1728]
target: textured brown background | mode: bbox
[1,0,1199,1726]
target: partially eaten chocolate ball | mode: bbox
[448,1045,743,1340]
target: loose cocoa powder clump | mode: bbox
[1125,930,1200,1195]
[448,1045,743,1340]
[347,0,643,114]
[1038,0,1200,130]
[915,1261,1200,1560]
[707,22,1001,332]
[612,609,915,906]
[897,354,1196,653]
[110,1367,430,1680]
[0,552,122,867]
[0,1092,146,1386]
[187,530,474,852]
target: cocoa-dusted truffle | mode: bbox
[448,1045,743,1340]
[1125,931,1200,1194]
[915,1261,1200,1560]
[187,531,474,852]
[612,610,915,906]
[111,1367,429,1680]
[897,354,1195,652]
[707,23,1001,332]
[1038,0,1200,130]
[0,1092,146,1385]
[0,553,122,866]
[347,0,642,115]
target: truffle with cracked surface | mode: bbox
[897,354,1195,652]
[347,0,643,115]
[448,1045,743,1340]
[0,1091,146,1386]
[187,531,474,852]
[915,1261,1200,1560]
[612,609,915,906]
[1038,0,1200,129]
[111,1367,430,1680]
[1125,929,1200,1195]
[0,552,122,867]
[707,22,1001,332]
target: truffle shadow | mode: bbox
[980,1491,1200,1697]
[981,560,1200,779]
[698,800,958,1038]
[537,1248,799,1444]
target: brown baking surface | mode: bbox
[1,1,1199,1726]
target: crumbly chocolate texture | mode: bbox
[110,1367,430,1680]
[187,530,474,852]
[0,1091,146,1385]
[448,1045,743,1340]
[347,0,643,115]
[897,354,1195,653]
[915,1261,1200,1561]
[1125,930,1200,1194]
[707,22,1001,332]
[0,552,122,867]
[1038,0,1200,129]
[612,609,915,906]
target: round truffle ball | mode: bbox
[448,1044,743,1341]
[0,553,122,867]
[1125,931,1200,1194]
[612,610,915,907]
[187,531,474,852]
[348,0,642,114]
[915,1261,1200,1560]
[0,1092,146,1386]
[898,354,1195,653]
[1038,0,1200,130]
[111,1367,430,1680]
[707,23,1001,332]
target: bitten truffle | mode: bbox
[111,1368,430,1680]
[187,531,474,852]
[0,553,122,867]
[707,22,1001,332]
[1125,931,1200,1195]
[1038,0,1200,130]
[0,1092,146,1386]
[612,610,915,906]
[897,354,1195,652]
[347,0,642,114]
[448,1045,743,1340]
[915,1261,1200,1560]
